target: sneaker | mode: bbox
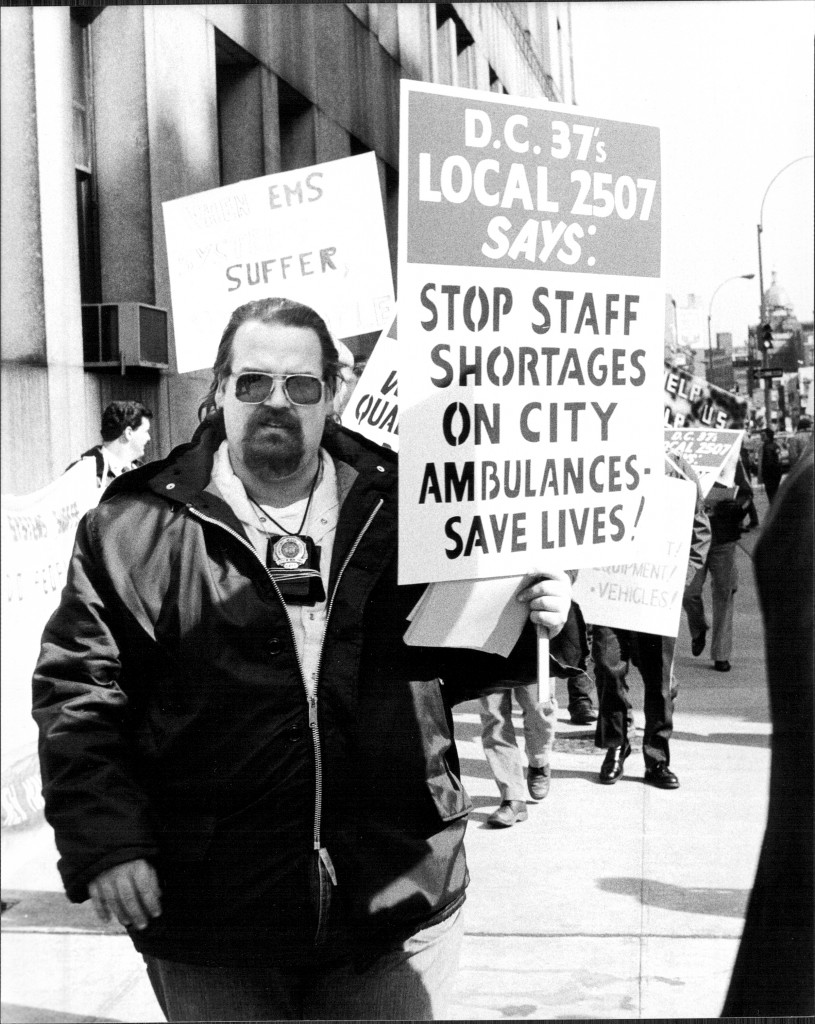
[527,765,551,800]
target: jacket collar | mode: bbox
[102,417,397,544]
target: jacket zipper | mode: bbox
[309,497,384,869]
[187,496,384,885]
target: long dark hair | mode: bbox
[198,298,340,421]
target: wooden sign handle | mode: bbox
[537,626,551,704]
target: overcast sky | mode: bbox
[570,0,814,347]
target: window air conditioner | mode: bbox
[81,302,169,369]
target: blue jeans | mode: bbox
[144,907,463,1021]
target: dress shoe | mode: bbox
[644,764,680,789]
[599,742,631,784]
[486,800,528,828]
[714,660,731,672]
[527,765,551,801]
[691,628,707,657]
[569,705,598,725]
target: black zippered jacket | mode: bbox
[33,420,586,965]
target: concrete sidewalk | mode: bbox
[1,507,771,1022]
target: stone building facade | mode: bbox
[1,2,575,493]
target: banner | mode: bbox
[664,362,747,429]
[163,153,395,373]
[571,475,696,636]
[664,428,744,497]
[1,459,99,830]
[398,81,664,585]
[341,314,399,450]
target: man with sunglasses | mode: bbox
[33,296,583,1021]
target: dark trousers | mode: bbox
[591,625,676,767]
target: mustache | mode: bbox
[249,407,299,430]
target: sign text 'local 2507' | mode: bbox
[407,89,660,277]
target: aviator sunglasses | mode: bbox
[233,372,326,406]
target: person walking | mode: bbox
[33,297,581,1022]
[68,399,153,488]
[684,455,753,672]
[479,686,555,826]
[786,416,812,468]
[592,454,710,789]
[757,427,782,502]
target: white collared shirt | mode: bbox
[210,441,339,698]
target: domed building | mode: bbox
[762,270,805,371]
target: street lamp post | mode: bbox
[707,274,755,384]
[756,155,814,427]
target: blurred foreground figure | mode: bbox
[722,446,814,1017]
[33,297,582,1022]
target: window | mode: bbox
[437,4,476,88]
[488,64,505,95]
[278,79,315,171]
[71,10,101,302]
[215,33,264,185]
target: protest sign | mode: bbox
[572,475,696,637]
[341,314,399,450]
[664,428,744,496]
[163,153,395,373]
[397,81,664,585]
[664,362,747,429]
[1,460,99,833]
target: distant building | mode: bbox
[1,3,576,494]
[747,271,814,428]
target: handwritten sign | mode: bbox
[341,315,399,450]
[572,475,696,636]
[163,153,395,373]
[664,428,744,496]
[2,459,99,828]
[398,81,664,585]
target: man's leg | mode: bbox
[592,625,631,750]
[144,955,300,1021]
[682,563,709,655]
[478,690,525,802]
[636,632,680,788]
[708,540,738,664]
[306,908,464,1021]
[592,625,634,783]
[567,667,597,723]
[636,633,675,767]
[514,682,556,800]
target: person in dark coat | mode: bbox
[721,446,813,1016]
[683,457,753,672]
[757,427,782,502]
[591,453,711,790]
[33,297,582,1022]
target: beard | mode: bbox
[241,406,306,478]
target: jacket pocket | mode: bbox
[411,678,473,822]
[426,765,472,822]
